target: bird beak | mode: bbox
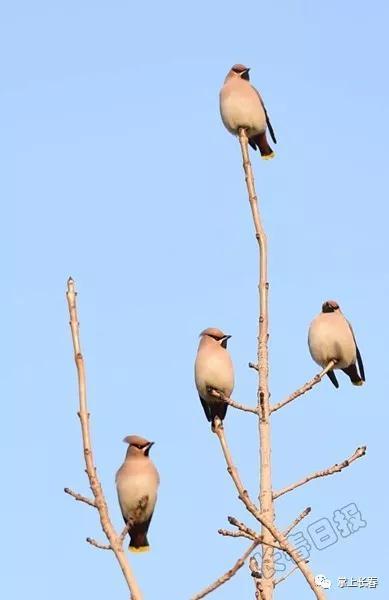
[241,69,250,81]
[221,335,231,349]
[144,441,154,456]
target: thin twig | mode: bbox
[218,529,281,550]
[213,418,262,522]
[227,517,280,549]
[270,361,336,413]
[273,446,366,500]
[64,487,96,508]
[191,541,260,600]
[228,515,256,536]
[66,278,143,600]
[275,564,299,586]
[119,521,132,545]
[218,529,253,540]
[86,537,111,550]
[209,388,258,414]
[283,507,311,537]
[249,362,259,371]
[228,515,251,529]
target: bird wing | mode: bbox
[356,346,365,381]
[199,395,212,422]
[255,89,277,144]
[327,370,339,388]
[347,320,365,381]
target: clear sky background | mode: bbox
[2,1,388,598]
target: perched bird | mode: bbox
[308,300,365,388]
[219,63,277,159]
[194,327,234,427]
[116,435,159,552]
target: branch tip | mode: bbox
[274,446,367,500]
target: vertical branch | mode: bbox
[66,278,143,600]
[238,129,274,598]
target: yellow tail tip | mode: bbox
[261,152,275,160]
[129,545,150,553]
[353,380,364,386]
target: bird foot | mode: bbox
[212,416,223,433]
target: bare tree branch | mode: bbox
[213,419,262,522]
[270,361,336,413]
[227,517,280,549]
[218,528,281,550]
[191,540,260,600]
[208,388,258,414]
[228,515,251,529]
[86,537,111,550]
[275,564,300,586]
[194,131,328,599]
[212,420,326,599]
[218,529,254,541]
[283,507,312,537]
[238,127,275,596]
[64,487,96,508]
[227,515,257,536]
[119,521,133,545]
[66,278,143,600]
[273,446,366,500]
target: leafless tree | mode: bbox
[64,129,366,600]
[191,129,366,600]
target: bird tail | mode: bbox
[210,401,227,422]
[199,394,227,424]
[342,364,364,386]
[129,523,150,552]
[129,544,150,553]
[250,132,275,160]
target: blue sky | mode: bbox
[3,1,388,598]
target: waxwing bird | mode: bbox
[194,327,234,427]
[308,300,365,388]
[219,64,277,159]
[116,435,160,552]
